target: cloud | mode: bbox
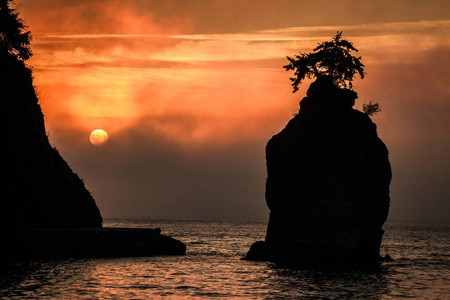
[18,0,450,223]
[32,20,450,142]
[20,0,191,35]
[29,20,450,71]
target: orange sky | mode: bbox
[16,0,450,222]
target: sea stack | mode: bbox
[244,76,391,267]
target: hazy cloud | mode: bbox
[16,0,450,223]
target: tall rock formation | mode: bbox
[0,51,102,228]
[245,76,391,267]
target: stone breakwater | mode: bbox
[1,228,186,259]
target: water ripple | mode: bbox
[0,220,448,299]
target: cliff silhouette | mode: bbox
[244,76,391,267]
[0,49,102,228]
[0,2,187,259]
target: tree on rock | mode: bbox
[284,32,364,92]
[0,0,32,61]
[363,100,382,116]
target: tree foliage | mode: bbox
[363,100,381,116]
[0,0,32,61]
[284,32,364,92]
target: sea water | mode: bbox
[1,219,449,299]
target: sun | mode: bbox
[89,129,109,147]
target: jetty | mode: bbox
[1,227,186,259]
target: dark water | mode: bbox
[1,220,449,299]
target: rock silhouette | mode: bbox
[244,76,391,267]
[0,50,102,228]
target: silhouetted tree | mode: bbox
[0,0,32,61]
[363,100,381,116]
[284,32,364,92]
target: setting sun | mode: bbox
[89,129,109,146]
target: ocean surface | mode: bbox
[1,219,449,299]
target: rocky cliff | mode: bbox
[245,76,391,267]
[0,51,102,228]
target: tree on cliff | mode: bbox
[284,32,364,92]
[0,0,32,61]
